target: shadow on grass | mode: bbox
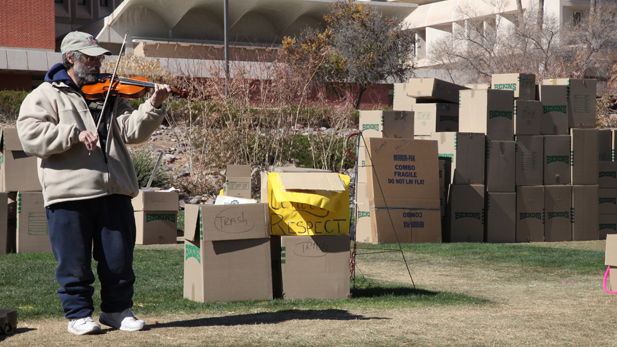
[0,327,37,342]
[351,286,438,298]
[147,309,388,329]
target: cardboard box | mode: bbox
[439,157,452,189]
[0,192,10,254]
[358,110,415,183]
[538,85,568,135]
[393,82,416,111]
[406,77,468,103]
[571,185,599,241]
[430,132,456,185]
[412,103,459,136]
[486,140,516,192]
[16,191,51,253]
[454,133,485,185]
[365,138,440,209]
[544,135,571,185]
[183,203,272,302]
[485,192,516,243]
[132,190,178,245]
[492,73,536,100]
[571,128,599,185]
[599,188,617,215]
[516,135,544,186]
[599,161,617,188]
[464,83,491,89]
[600,214,617,240]
[599,129,612,162]
[0,128,41,192]
[223,165,252,199]
[458,89,514,140]
[370,208,441,244]
[514,100,542,135]
[448,184,484,242]
[543,79,597,128]
[612,129,617,161]
[271,235,350,300]
[604,234,617,290]
[355,182,372,243]
[544,185,572,242]
[516,185,544,242]
[266,172,350,236]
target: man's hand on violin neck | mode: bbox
[149,83,172,108]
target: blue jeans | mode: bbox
[46,194,136,319]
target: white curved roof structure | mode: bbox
[94,0,418,49]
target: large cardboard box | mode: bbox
[544,135,571,185]
[413,103,459,136]
[355,182,372,243]
[543,78,597,128]
[448,184,484,242]
[370,208,441,244]
[16,191,51,253]
[393,82,416,111]
[485,192,516,243]
[492,73,536,100]
[486,140,516,192]
[599,188,617,215]
[458,89,514,140]
[538,85,568,135]
[600,214,617,240]
[223,165,252,199]
[271,235,350,300]
[132,190,178,245]
[604,234,617,290]
[0,128,41,192]
[266,172,350,236]
[406,77,468,104]
[516,185,544,242]
[454,133,485,185]
[599,161,617,188]
[514,100,542,135]
[358,110,415,183]
[571,185,599,241]
[571,128,599,185]
[599,129,612,162]
[516,135,544,186]
[183,203,272,302]
[544,185,572,242]
[365,138,440,209]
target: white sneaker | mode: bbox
[67,316,102,335]
[99,309,145,331]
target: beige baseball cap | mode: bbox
[61,31,111,56]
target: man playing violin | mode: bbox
[16,31,172,335]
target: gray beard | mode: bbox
[73,62,99,85]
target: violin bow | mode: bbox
[95,30,129,133]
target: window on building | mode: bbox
[77,0,86,5]
[100,0,108,6]
[55,0,63,3]
[573,11,582,27]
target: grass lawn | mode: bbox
[0,241,605,321]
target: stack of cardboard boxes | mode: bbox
[0,128,49,254]
[385,75,602,243]
[184,166,352,302]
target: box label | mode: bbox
[494,83,517,91]
[488,110,513,120]
[185,243,201,264]
[547,211,569,219]
[543,105,567,114]
[146,213,177,223]
[546,155,570,165]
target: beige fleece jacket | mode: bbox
[17,80,166,207]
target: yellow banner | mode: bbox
[267,173,350,236]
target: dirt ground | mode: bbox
[2,241,615,347]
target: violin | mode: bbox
[81,73,188,101]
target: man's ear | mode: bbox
[66,51,75,65]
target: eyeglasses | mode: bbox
[82,54,105,63]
